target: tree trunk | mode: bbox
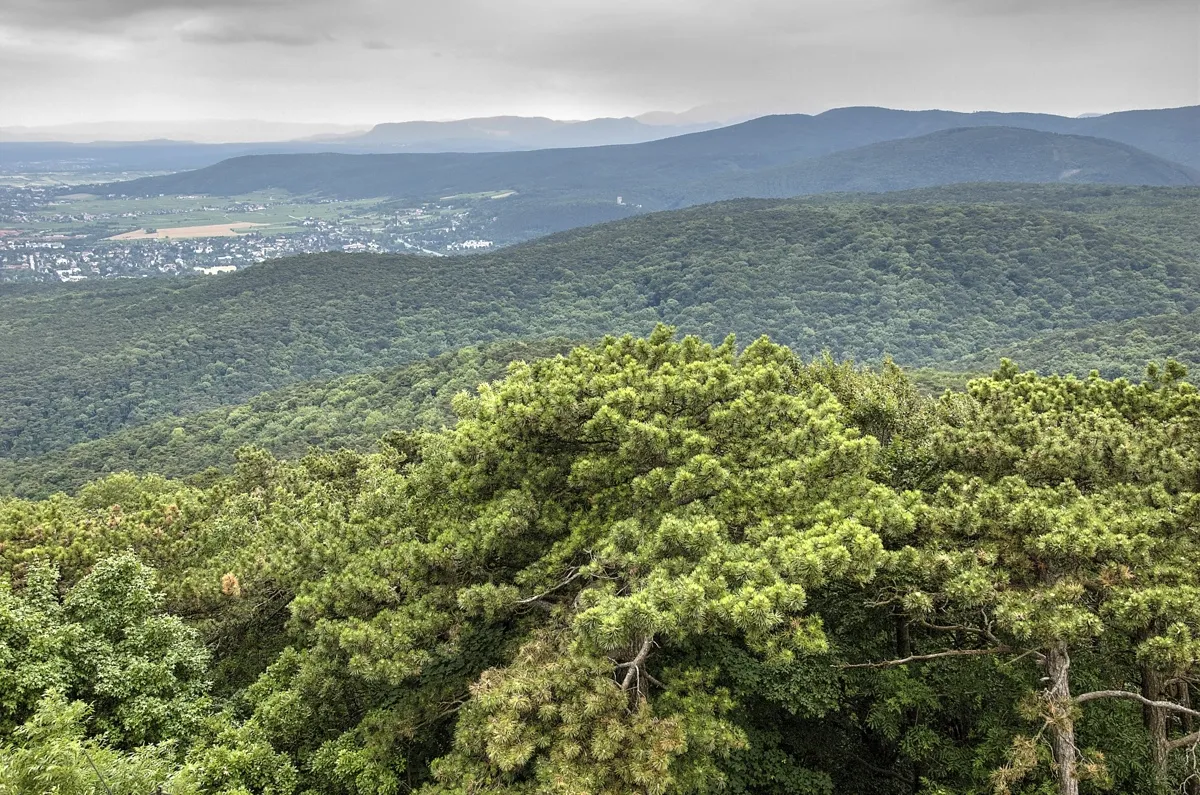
[1046,642,1079,795]
[1179,680,1194,735]
[891,612,917,792]
[895,612,911,659]
[1142,665,1170,790]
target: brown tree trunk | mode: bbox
[895,612,911,658]
[1142,665,1170,790]
[1179,680,1194,735]
[1046,642,1079,795]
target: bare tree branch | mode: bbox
[517,568,582,605]
[1000,648,1044,667]
[620,636,656,692]
[1075,690,1200,719]
[917,620,1002,645]
[839,646,1011,670]
[1168,730,1200,752]
[83,749,115,795]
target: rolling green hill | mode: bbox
[0,339,577,497]
[961,310,1200,379]
[2,188,1198,464]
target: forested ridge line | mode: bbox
[0,338,579,498]
[4,330,1200,794]
[2,190,1198,462]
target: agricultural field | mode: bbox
[109,222,269,240]
[0,169,173,188]
[438,189,518,200]
[28,190,388,237]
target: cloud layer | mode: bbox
[1,0,1195,125]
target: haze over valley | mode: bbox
[3,104,1197,282]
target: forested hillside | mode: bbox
[0,339,577,497]
[5,331,1200,794]
[681,127,1199,202]
[3,189,1198,463]
[963,310,1200,378]
[104,125,1198,221]
[842,184,1200,247]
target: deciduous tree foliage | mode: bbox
[2,330,1200,794]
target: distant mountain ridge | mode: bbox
[333,115,720,150]
[0,116,718,174]
[0,120,366,144]
[681,127,1200,202]
[109,105,1199,200]
[102,108,1200,246]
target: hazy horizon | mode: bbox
[3,101,1196,145]
[2,0,1196,131]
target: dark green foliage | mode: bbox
[4,331,1200,794]
[0,339,576,497]
[0,693,178,795]
[2,189,1199,467]
[0,554,210,747]
[964,311,1200,379]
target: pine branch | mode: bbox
[839,646,1011,670]
[517,568,582,605]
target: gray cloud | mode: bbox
[175,17,332,47]
[925,0,1195,12]
[0,0,289,28]
[0,0,1195,126]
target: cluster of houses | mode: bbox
[0,186,516,283]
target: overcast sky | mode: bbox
[1,0,1197,127]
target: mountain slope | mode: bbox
[1069,106,1200,171]
[2,190,1198,459]
[0,339,577,497]
[962,310,1200,379]
[684,127,1199,202]
[107,105,1199,202]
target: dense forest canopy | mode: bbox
[2,187,1198,470]
[4,330,1200,795]
[0,339,579,498]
